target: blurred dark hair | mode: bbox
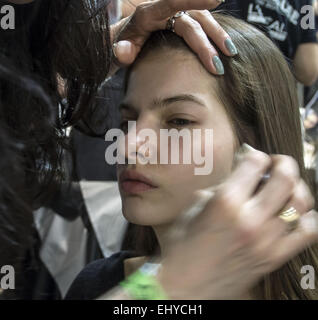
[0,0,112,296]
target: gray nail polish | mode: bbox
[212,56,224,75]
[225,38,238,55]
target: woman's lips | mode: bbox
[119,170,158,194]
[121,180,155,194]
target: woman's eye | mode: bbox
[168,118,194,127]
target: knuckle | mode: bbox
[208,17,228,37]
[280,156,300,177]
[134,4,145,18]
[188,19,203,33]
[133,5,149,28]
[275,165,298,189]
[215,188,241,218]
[299,198,313,213]
[213,22,226,36]
[286,156,300,173]
[294,181,314,211]
[295,195,308,212]
[200,9,213,19]
[235,216,261,244]
[282,171,296,188]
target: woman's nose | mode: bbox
[124,119,159,164]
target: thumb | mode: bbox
[113,40,141,66]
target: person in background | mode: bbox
[304,0,318,102]
[219,0,318,86]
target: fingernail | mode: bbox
[225,38,238,56]
[212,56,224,75]
[113,40,134,58]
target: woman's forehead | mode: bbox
[127,48,218,100]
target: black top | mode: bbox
[0,0,51,57]
[218,0,317,60]
[65,251,137,300]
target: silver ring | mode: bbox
[166,11,190,33]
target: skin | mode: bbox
[118,48,237,252]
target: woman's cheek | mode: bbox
[193,130,236,188]
[212,133,236,181]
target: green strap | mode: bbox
[120,270,168,300]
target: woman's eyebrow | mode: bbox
[119,94,207,112]
[153,94,207,109]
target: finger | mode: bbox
[244,179,314,232]
[188,10,238,56]
[219,146,271,203]
[196,147,271,228]
[173,14,223,74]
[247,217,287,265]
[228,201,289,249]
[247,155,300,222]
[114,1,232,70]
[127,0,223,33]
[270,210,318,269]
[113,40,142,66]
[281,179,315,217]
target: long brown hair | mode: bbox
[123,13,318,299]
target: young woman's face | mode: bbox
[117,48,238,227]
